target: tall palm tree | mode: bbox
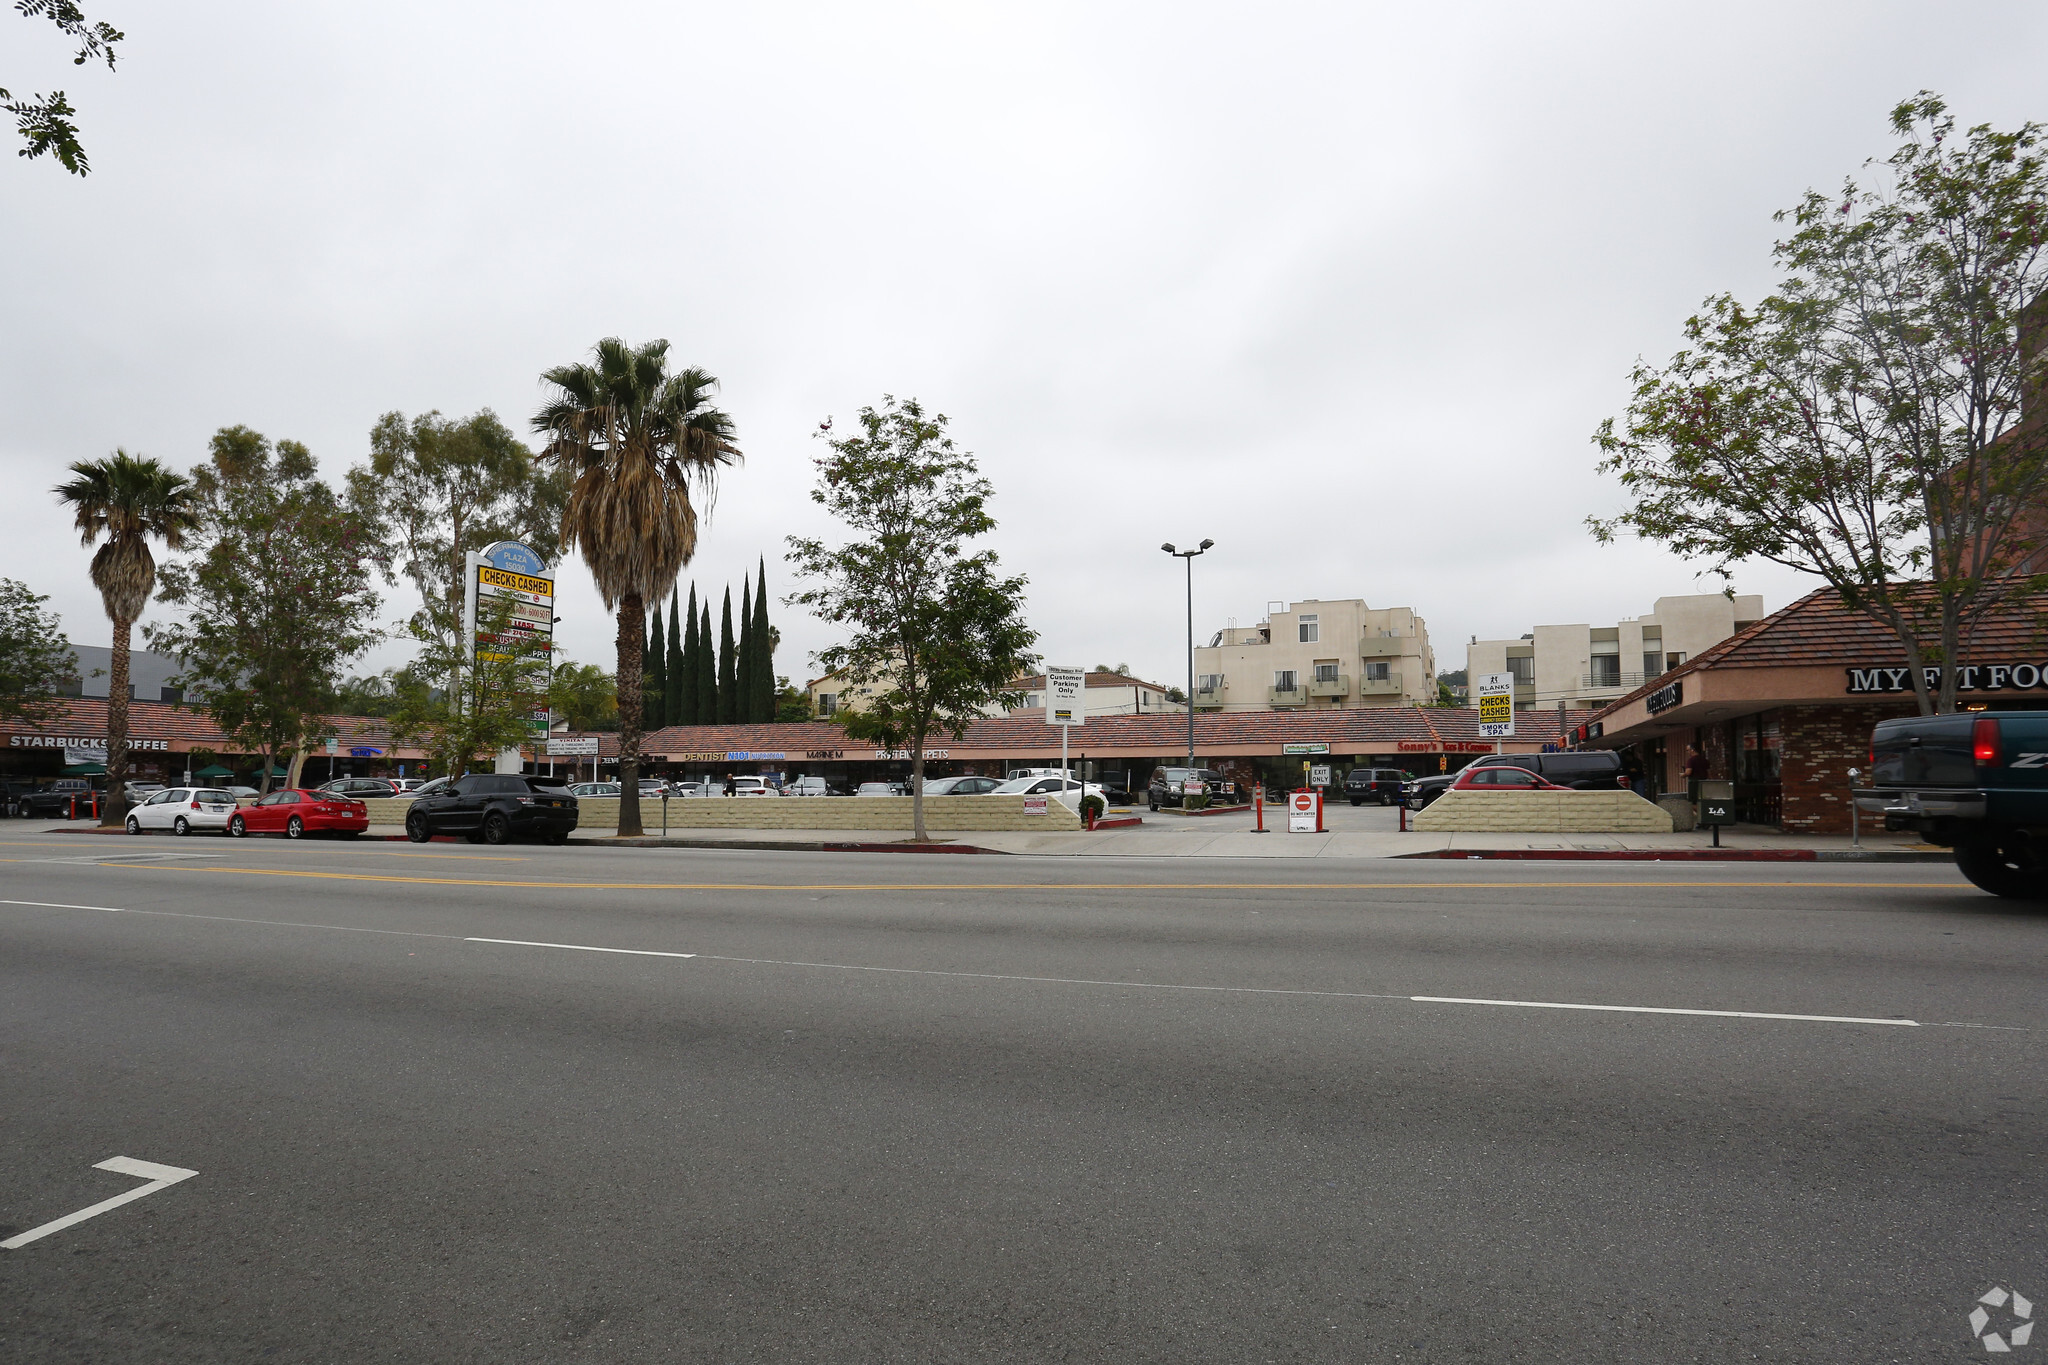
[533,338,741,835]
[53,452,199,825]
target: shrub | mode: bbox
[1184,791,1209,811]
[1079,794,1105,823]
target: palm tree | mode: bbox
[53,452,199,825]
[533,338,741,835]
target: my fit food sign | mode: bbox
[1476,672,1515,739]
[1847,663,2048,694]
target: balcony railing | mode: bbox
[1358,636,1407,659]
[1360,672,1403,695]
[1192,687,1225,709]
[1268,686,1308,707]
[1308,674,1350,698]
[1579,670,1647,691]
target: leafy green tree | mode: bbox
[533,338,740,836]
[350,408,567,715]
[774,675,810,724]
[150,428,386,794]
[678,584,700,725]
[550,660,618,731]
[1592,95,2048,715]
[330,671,403,718]
[787,397,1039,840]
[717,586,738,724]
[5,0,122,175]
[0,577,76,725]
[53,451,198,821]
[664,589,683,725]
[385,595,554,779]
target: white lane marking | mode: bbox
[2,1157,198,1250]
[467,937,697,959]
[0,902,1974,1031]
[0,897,129,912]
[1410,995,1919,1027]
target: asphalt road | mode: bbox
[1,827,2042,1362]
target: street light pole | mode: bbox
[1162,539,1213,770]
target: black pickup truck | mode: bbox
[1859,711,2048,899]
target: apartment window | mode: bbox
[1364,661,1390,681]
[816,693,839,716]
[1025,693,1042,709]
[1643,652,1663,679]
[1274,669,1298,691]
[1297,614,1319,644]
[1667,651,1686,670]
[1313,662,1339,683]
[159,685,184,704]
[1197,673,1224,692]
[1506,657,1534,685]
[1588,656,1621,687]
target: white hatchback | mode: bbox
[126,787,239,836]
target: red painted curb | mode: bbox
[1089,816,1146,830]
[820,841,1002,854]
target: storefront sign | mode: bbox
[1281,742,1329,755]
[1846,663,2048,694]
[671,751,729,763]
[1476,672,1515,739]
[726,751,786,761]
[1396,741,1498,754]
[804,750,845,760]
[547,737,600,756]
[1645,679,1683,714]
[873,749,948,760]
[9,735,170,751]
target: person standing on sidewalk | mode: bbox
[1684,744,1709,803]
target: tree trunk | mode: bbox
[617,594,645,837]
[100,614,132,826]
[910,740,927,842]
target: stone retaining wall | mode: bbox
[366,794,1083,832]
[1412,789,1674,833]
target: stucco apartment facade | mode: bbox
[1190,599,1436,710]
[1467,593,1764,712]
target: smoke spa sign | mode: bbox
[1846,663,2048,694]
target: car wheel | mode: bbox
[336,831,360,840]
[1350,797,1363,807]
[125,814,141,835]
[286,816,305,839]
[405,812,432,843]
[229,815,247,838]
[173,816,191,836]
[1954,839,2048,900]
[482,812,512,846]
[1148,799,1159,812]
[543,829,568,846]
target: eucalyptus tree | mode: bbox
[52,451,197,821]
[532,339,740,835]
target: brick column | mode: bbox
[1777,702,1917,834]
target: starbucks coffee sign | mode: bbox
[1846,663,2048,694]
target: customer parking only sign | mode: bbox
[1476,672,1515,739]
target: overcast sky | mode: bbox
[5,1,2044,695]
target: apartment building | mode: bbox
[1465,592,1764,711]
[807,668,1183,720]
[1190,599,1436,711]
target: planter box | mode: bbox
[1411,789,1674,834]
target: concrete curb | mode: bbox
[580,836,1009,854]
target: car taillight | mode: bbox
[1973,716,2001,766]
[190,800,201,809]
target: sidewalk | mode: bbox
[561,821,1948,861]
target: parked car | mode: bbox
[1859,711,2048,899]
[784,775,834,797]
[921,775,1001,796]
[409,776,454,799]
[0,778,40,818]
[1449,766,1567,792]
[388,778,428,793]
[405,773,578,845]
[1092,775,1132,804]
[726,776,777,797]
[1146,767,1229,810]
[226,788,370,839]
[125,786,241,836]
[856,781,904,797]
[10,779,98,819]
[225,785,261,801]
[121,781,165,804]
[570,781,621,797]
[992,774,1108,807]
[1343,768,1409,805]
[317,777,400,799]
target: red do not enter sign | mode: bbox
[1291,791,1316,814]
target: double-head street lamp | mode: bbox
[1161,539,1213,769]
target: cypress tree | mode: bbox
[645,606,666,729]
[678,584,700,727]
[664,588,683,725]
[697,601,715,724]
[717,587,739,724]
[752,557,774,722]
[737,577,755,722]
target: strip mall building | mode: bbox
[1579,588,2048,834]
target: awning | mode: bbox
[193,764,235,778]
[63,762,108,775]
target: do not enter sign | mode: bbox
[1289,789,1320,833]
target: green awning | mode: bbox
[193,764,235,778]
[63,762,107,775]
[264,765,289,777]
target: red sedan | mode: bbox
[227,788,370,839]
[1449,765,1568,792]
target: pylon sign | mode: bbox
[1476,671,1515,739]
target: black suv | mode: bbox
[1147,766,1229,810]
[1342,768,1408,806]
[1405,751,1628,809]
[405,773,578,845]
